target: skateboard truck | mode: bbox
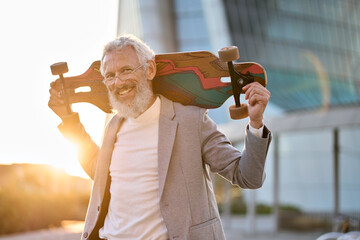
[50,62,73,114]
[219,46,252,119]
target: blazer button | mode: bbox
[97,206,100,211]
[83,232,88,238]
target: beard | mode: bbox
[108,76,154,119]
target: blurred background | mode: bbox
[0,0,359,239]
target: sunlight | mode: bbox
[75,86,92,93]
[0,0,118,181]
[51,103,108,179]
[64,162,90,179]
[61,220,85,233]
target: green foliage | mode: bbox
[0,164,91,235]
[0,189,89,235]
[256,203,273,215]
[280,204,302,214]
[230,196,247,215]
[218,199,274,215]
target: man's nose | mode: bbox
[114,75,126,86]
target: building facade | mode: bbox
[117,0,360,232]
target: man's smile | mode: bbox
[114,83,137,98]
[117,86,135,96]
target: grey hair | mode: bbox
[100,34,155,76]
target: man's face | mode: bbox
[102,46,154,118]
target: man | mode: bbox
[49,34,271,240]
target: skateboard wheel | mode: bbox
[51,62,69,76]
[218,46,239,62]
[229,104,248,119]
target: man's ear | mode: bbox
[146,60,157,81]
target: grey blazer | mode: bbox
[59,95,271,240]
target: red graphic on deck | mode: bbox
[156,59,229,90]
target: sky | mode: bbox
[0,0,119,178]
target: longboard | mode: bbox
[51,50,267,116]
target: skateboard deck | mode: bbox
[53,51,267,113]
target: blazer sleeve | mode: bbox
[199,108,272,189]
[57,113,99,179]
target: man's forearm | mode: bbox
[57,112,100,179]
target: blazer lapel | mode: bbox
[96,114,123,197]
[158,96,178,199]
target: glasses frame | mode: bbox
[103,62,147,86]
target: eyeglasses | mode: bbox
[103,62,147,86]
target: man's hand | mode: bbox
[48,80,72,119]
[242,82,270,129]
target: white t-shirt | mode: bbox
[98,96,264,239]
[99,97,168,240]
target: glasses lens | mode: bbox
[103,62,146,85]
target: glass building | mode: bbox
[119,0,360,233]
[220,0,360,218]
[223,0,360,111]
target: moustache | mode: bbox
[111,81,137,94]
